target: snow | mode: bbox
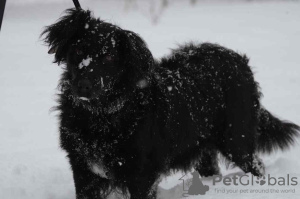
[101,77,104,88]
[136,79,149,89]
[78,56,92,69]
[111,37,116,47]
[1,0,300,199]
[79,97,89,101]
[90,162,108,179]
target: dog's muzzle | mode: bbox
[77,79,92,98]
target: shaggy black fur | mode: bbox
[42,8,299,199]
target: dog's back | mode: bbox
[155,42,298,176]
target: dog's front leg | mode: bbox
[127,173,158,199]
[194,148,220,177]
[68,154,111,199]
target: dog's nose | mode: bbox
[78,79,92,97]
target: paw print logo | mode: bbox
[256,176,266,186]
[180,171,209,197]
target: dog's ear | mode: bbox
[118,30,154,86]
[41,9,92,64]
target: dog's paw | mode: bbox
[251,155,265,178]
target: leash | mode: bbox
[72,0,82,10]
[0,0,6,31]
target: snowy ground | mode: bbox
[0,0,300,198]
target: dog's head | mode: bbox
[42,9,153,104]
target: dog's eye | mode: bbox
[76,49,83,55]
[102,55,114,66]
[105,55,113,62]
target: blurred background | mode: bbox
[1,0,300,198]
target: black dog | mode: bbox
[42,8,299,199]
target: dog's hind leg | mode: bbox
[220,81,265,177]
[249,154,265,177]
[194,149,220,177]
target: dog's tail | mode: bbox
[256,108,300,153]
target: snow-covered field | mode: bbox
[1,0,300,198]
